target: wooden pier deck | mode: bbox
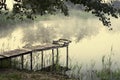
[0,39,71,70]
[0,49,31,58]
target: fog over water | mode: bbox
[0,7,120,70]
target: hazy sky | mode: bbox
[6,0,13,10]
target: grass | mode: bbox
[0,50,72,80]
[66,46,120,80]
[0,69,74,80]
[1,46,120,80]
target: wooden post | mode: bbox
[30,52,33,70]
[52,49,54,67]
[0,59,2,68]
[21,54,24,69]
[66,46,69,69]
[56,48,59,65]
[9,58,12,68]
[41,51,43,69]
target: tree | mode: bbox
[0,0,120,27]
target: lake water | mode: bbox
[0,10,120,71]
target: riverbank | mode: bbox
[0,69,74,80]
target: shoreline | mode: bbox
[0,69,74,80]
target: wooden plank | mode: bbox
[0,49,31,58]
[0,56,4,59]
[0,55,6,60]
[0,43,68,60]
[0,39,71,71]
[0,39,71,60]
[53,39,71,46]
[23,44,67,51]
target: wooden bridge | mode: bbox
[0,39,71,71]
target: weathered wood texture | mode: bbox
[0,44,67,60]
[0,56,4,59]
[23,44,67,51]
[0,39,71,69]
[0,39,71,60]
[0,49,31,60]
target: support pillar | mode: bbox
[0,59,2,68]
[9,58,12,68]
[30,52,33,70]
[52,49,54,69]
[56,48,59,65]
[66,46,69,69]
[52,49,54,66]
[41,51,44,69]
[21,54,24,69]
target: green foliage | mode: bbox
[69,0,120,26]
[0,0,120,27]
[0,73,21,80]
